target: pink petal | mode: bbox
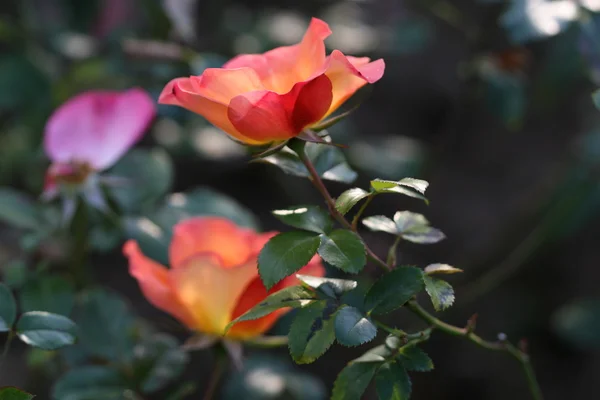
[44,88,156,170]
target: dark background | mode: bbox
[1,0,600,399]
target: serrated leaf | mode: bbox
[226,286,316,333]
[272,205,332,234]
[335,188,370,215]
[0,283,16,332]
[334,306,377,347]
[424,263,463,275]
[52,366,128,400]
[397,346,434,372]
[370,178,429,203]
[0,188,41,230]
[0,387,34,400]
[318,230,366,274]
[331,360,380,400]
[424,276,455,311]
[16,312,77,350]
[296,275,357,299]
[375,363,411,400]
[365,267,425,315]
[394,211,445,244]
[288,300,336,364]
[19,275,75,316]
[258,231,322,289]
[362,215,397,235]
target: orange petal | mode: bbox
[223,18,331,94]
[323,50,385,118]
[123,240,196,329]
[158,71,264,145]
[170,255,258,335]
[169,217,254,268]
[227,74,333,142]
[228,254,326,338]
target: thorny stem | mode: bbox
[294,138,543,400]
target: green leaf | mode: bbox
[424,263,463,275]
[0,55,50,112]
[362,215,397,234]
[335,188,370,215]
[288,300,337,364]
[226,286,316,333]
[258,231,322,290]
[0,283,16,332]
[423,276,455,311]
[0,188,40,230]
[0,387,34,400]
[272,205,332,234]
[334,306,377,347]
[19,275,75,316]
[52,366,128,400]
[393,211,445,244]
[398,346,434,372]
[123,216,170,265]
[74,289,135,361]
[109,148,174,214]
[375,363,411,400]
[16,312,77,350]
[133,334,190,393]
[331,360,380,400]
[296,275,357,299]
[365,267,425,315]
[370,178,429,203]
[318,230,366,274]
[553,299,600,349]
[500,0,577,43]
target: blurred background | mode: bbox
[1,0,600,399]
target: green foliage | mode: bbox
[223,355,326,400]
[258,231,321,289]
[370,178,429,203]
[288,300,337,364]
[226,286,317,332]
[109,148,174,214]
[397,346,434,372]
[16,311,77,350]
[52,366,128,400]
[423,276,455,312]
[0,54,50,112]
[553,299,600,349]
[331,359,380,400]
[132,334,190,393]
[375,363,411,400]
[257,143,357,184]
[318,230,366,274]
[363,212,445,244]
[19,275,75,316]
[365,267,425,315]
[297,275,358,299]
[593,89,600,111]
[0,387,34,400]
[0,188,42,230]
[0,283,16,332]
[500,0,577,43]
[73,289,135,361]
[272,205,333,234]
[334,306,377,347]
[335,188,370,215]
[424,263,463,275]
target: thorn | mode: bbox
[465,313,478,333]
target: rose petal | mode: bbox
[228,254,325,338]
[227,74,333,142]
[323,50,385,118]
[123,240,196,329]
[224,18,331,94]
[159,69,265,144]
[169,217,254,268]
[170,255,258,335]
[44,88,155,170]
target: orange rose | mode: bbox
[158,18,384,145]
[123,217,325,339]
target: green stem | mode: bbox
[0,331,15,367]
[351,195,374,230]
[386,236,402,267]
[70,200,90,288]
[244,335,288,348]
[406,300,543,399]
[203,350,226,400]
